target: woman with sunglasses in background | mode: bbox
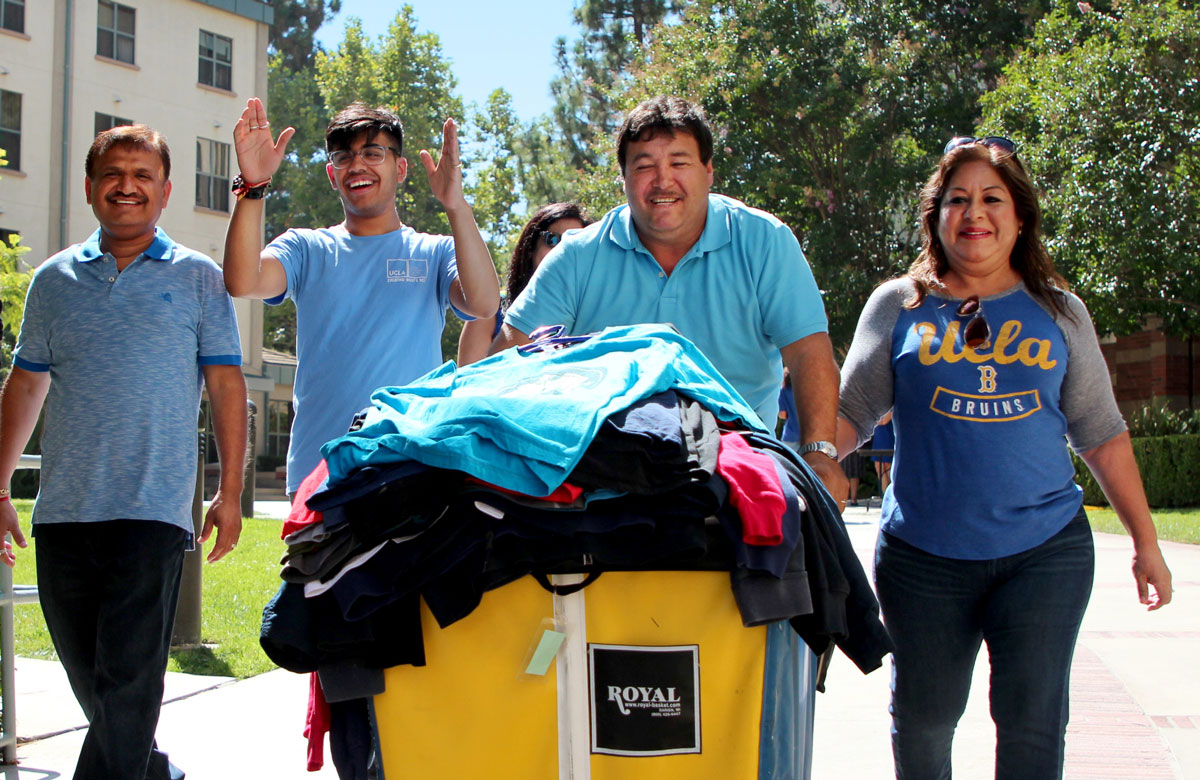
[836,137,1173,779]
[457,202,590,365]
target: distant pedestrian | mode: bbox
[837,135,1172,779]
[871,413,893,494]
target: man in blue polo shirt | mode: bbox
[0,125,246,780]
[492,96,846,502]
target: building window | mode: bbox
[0,90,20,171]
[94,112,133,137]
[0,0,25,34]
[267,400,293,458]
[198,30,232,91]
[0,228,19,248]
[196,137,230,212]
[97,0,135,64]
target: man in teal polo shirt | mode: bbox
[0,125,246,780]
[493,96,846,502]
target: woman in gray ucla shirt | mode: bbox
[836,137,1172,780]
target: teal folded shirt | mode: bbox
[321,324,766,496]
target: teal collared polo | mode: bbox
[505,194,828,426]
[13,227,242,533]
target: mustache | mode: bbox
[106,192,148,204]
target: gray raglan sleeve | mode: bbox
[1052,291,1127,453]
[838,278,909,448]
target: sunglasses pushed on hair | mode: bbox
[943,136,1018,156]
[956,295,991,350]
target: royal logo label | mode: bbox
[588,643,700,756]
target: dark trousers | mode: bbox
[875,510,1095,780]
[36,520,188,780]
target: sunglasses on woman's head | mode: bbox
[943,136,1018,156]
[539,230,565,249]
[956,295,991,350]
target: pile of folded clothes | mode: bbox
[259,323,892,771]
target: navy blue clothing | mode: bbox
[259,581,426,674]
[745,433,894,679]
[36,521,187,780]
[877,511,1093,778]
[570,390,720,493]
[719,457,804,581]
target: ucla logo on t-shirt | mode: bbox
[386,258,429,283]
[930,388,1042,422]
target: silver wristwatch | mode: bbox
[797,440,838,461]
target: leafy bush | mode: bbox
[1124,403,1200,438]
[1074,434,1200,508]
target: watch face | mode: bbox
[801,441,837,460]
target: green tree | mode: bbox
[264,0,346,234]
[465,89,523,258]
[980,0,1200,337]
[0,149,32,380]
[607,0,924,345]
[269,0,342,70]
[488,0,681,211]
[550,0,679,171]
[0,232,32,382]
[262,1,344,353]
[316,12,466,235]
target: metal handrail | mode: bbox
[1,456,40,764]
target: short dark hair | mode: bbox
[616,96,713,172]
[326,102,404,157]
[507,202,591,302]
[85,124,171,180]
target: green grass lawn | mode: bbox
[1086,505,1200,545]
[8,499,287,679]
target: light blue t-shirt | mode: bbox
[265,225,460,493]
[504,194,828,428]
[13,228,242,534]
[321,323,767,496]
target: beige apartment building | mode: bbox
[0,0,295,483]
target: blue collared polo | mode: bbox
[505,194,828,426]
[13,227,242,533]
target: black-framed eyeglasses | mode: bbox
[328,145,401,169]
[943,136,1018,156]
[539,230,565,249]
[955,295,991,350]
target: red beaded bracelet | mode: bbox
[231,174,272,201]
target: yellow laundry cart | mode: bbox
[373,569,814,780]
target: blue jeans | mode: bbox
[36,520,187,780]
[874,510,1094,780]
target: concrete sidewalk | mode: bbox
[3,660,334,779]
[813,505,1200,779]
[3,502,1196,778]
